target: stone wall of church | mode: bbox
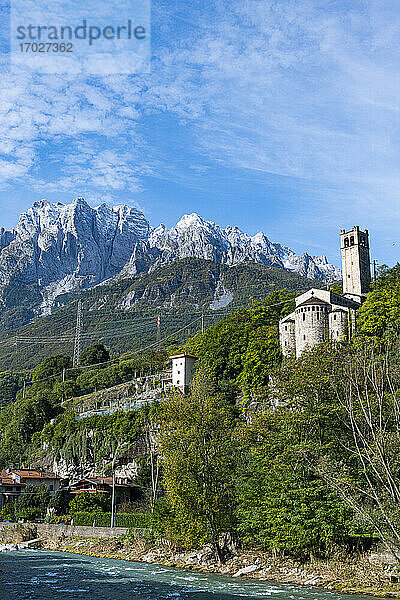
[279,318,296,356]
[295,303,329,357]
[329,309,348,341]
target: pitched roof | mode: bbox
[70,476,138,489]
[0,475,25,486]
[12,469,59,479]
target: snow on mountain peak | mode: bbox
[174,213,208,230]
[0,200,341,320]
[149,224,166,246]
[140,213,340,281]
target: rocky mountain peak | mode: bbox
[175,213,207,229]
[0,199,341,326]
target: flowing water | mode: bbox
[0,550,383,600]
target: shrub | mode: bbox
[71,511,152,528]
[69,491,110,515]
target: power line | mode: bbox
[10,315,203,390]
[0,292,298,397]
[12,292,295,345]
[24,294,292,375]
[2,294,296,388]
[73,300,82,368]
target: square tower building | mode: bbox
[340,226,371,302]
[169,353,198,394]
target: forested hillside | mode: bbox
[0,258,322,370]
[2,265,400,561]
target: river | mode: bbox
[0,550,383,600]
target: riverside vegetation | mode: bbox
[2,267,400,593]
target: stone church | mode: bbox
[279,226,371,358]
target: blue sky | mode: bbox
[1,0,400,268]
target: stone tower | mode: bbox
[169,353,198,394]
[340,226,371,302]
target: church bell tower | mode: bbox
[340,226,371,302]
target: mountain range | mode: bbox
[0,197,341,330]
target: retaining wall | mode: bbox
[0,522,128,540]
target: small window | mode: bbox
[49,484,53,491]
[344,238,349,247]
[284,341,287,346]
[303,313,305,321]
[348,274,351,278]
[285,326,287,331]
[333,314,337,320]
[177,380,180,385]
[177,370,180,374]
[303,335,306,340]
[316,313,319,320]
[350,236,354,245]
[312,306,315,311]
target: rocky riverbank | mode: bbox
[41,534,400,598]
[2,524,400,597]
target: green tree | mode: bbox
[80,343,110,367]
[185,291,293,394]
[273,340,400,560]
[357,264,400,340]
[238,325,282,392]
[48,489,71,515]
[157,371,238,561]
[0,372,25,409]
[236,409,352,558]
[14,483,50,520]
[69,491,110,514]
[32,355,71,382]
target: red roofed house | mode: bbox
[0,469,62,510]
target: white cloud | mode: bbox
[136,0,400,224]
[1,0,400,231]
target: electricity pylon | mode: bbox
[73,300,82,367]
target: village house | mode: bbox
[0,469,62,510]
[69,476,140,507]
[72,352,198,419]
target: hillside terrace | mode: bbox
[70,373,171,419]
[67,354,198,419]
